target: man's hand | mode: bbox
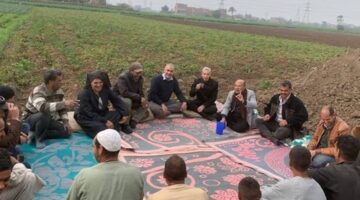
[20,132,28,144]
[197,105,205,113]
[65,100,80,110]
[279,119,288,127]
[262,114,271,121]
[161,104,169,115]
[235,94,244,103]
[66,125,73,135]
[180,102,187,112]
[310,150,317,158]
[105,120,114,129]
[220,117,227,126]
[141,97,148,108]
[195,83,204,90]
[7,103,20,121]
[119,116,129,124]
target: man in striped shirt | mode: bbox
[23,70,79,149]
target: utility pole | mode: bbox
[302,1,310,23]
[219,0,225,10]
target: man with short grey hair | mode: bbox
[113,62,152,128]
[148,64,187,118]
[67,129,144,200]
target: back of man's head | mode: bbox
[0,148,12,171]
[238,177,261,200]
[163,154,187,182]
[336,135,360,162]
[289,146,311,172]
[0,86,15,101]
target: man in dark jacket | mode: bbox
[187,67,218,119]
[75,71,131,138]
[148,64,187,118]
[113,62,152,128]
[256,80,308,144]
[309,135,360,200]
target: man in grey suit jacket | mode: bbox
[218,79,257,133]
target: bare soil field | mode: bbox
[154,17,360,48]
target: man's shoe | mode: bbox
[129,120,137,129]
[35,139,46,149]
[27,131,35,144]
[269,137,282,146]
[121,125,133,134]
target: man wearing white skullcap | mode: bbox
[67,129,144,200]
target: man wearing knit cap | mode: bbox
[113,62,153,129]
[67,129,144,200]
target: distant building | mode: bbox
[174,3,213,17]
[187,7,212,16]
[218,9,227,17]
[174,3,187,14]
[270,17,288,24]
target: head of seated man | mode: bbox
[238,177,261,200]
[129,62,143,81]
[0,148,13,192]
[163,154,187,185]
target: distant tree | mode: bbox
[161,5,169,12]
[212,10,221,18]
[228,6,236,19]
[115,3,133,11]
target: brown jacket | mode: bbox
[308,116,350,156]
[0,119,21,148]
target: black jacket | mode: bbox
[264,93,308,130]
[189,78,218,107]
[309,161,360,200]
[113,71,144,105]
[75,87,128,123]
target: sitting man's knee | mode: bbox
[255,118,264,125]
[273,127,292,139]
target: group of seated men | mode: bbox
[0,62,359,200]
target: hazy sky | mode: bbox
[108,0,360,26]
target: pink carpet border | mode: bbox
[207,135,286,180]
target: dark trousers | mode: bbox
[76,111,122,138]
[225,112,249,133]
[187,99,217,117]
[26,113,69,141]
[255,118,292,140]
[149,100,181,118]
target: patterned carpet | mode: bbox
[19,117,289,200]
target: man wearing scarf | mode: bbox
[219,79,257,133]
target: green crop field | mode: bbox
[0,2,30,50]
[0,4,346,99]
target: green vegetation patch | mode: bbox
[0,7,345,92]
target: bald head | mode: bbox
[234,79,246,94]
[163,63,175,80]
[320,105,336,127]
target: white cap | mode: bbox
[96,129,121,152]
